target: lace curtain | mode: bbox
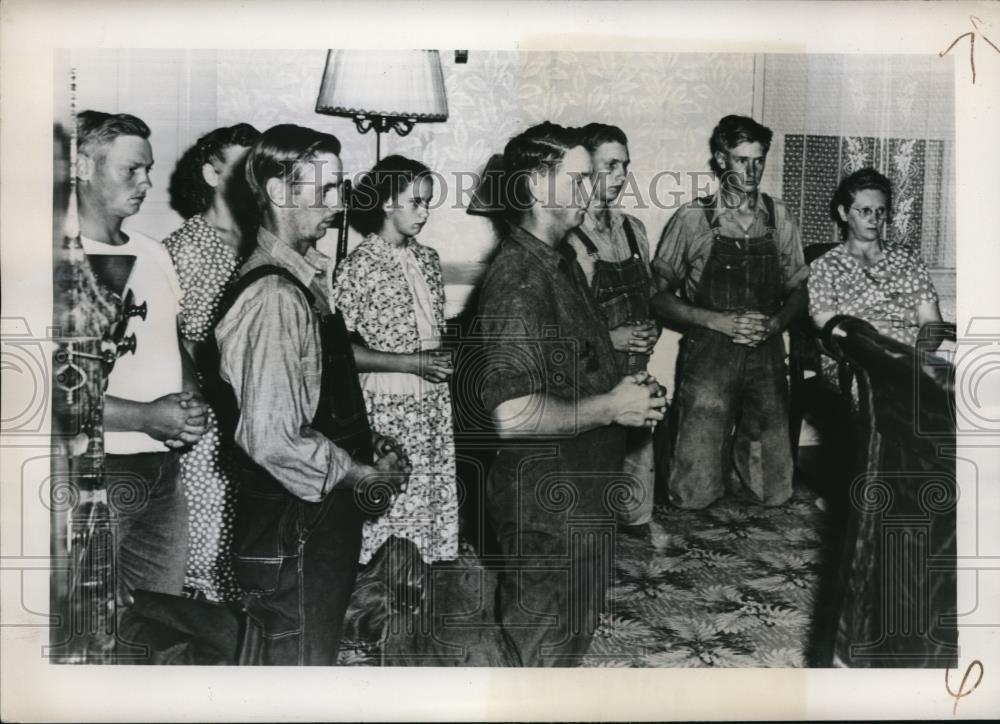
[764,54,955,271]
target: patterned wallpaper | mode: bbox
[216,50,758,282]
[65,49,956,343]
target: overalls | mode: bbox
[572,219,655,525]
[221,265,375,665]
[667,194,794,510]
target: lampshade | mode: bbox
[316,50,449,121]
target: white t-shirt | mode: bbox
[83,231,184,454]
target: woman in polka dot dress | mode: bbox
[808,167,943,391]
[163,123,260,602]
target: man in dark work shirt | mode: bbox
[477,122,666,666]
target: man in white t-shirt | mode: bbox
[76,110,207,599]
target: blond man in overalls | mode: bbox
[568,123,659,536]
[651,115,808,509]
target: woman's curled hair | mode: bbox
[169,123,261,219]
[349,154,432,236]
[829,167,893,240]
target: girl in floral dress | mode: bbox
[332,155,459,569]
[163,123,260,601]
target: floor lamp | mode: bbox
[315,49,449,164]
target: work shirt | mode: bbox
[478,223,629,668]
[653,193,808,302]
[478,224,622,415]
[568,209,651,288]
[215,227,352,503]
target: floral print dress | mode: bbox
[332,233,459,565]
[163,214,242,601]
[807,242,939,388]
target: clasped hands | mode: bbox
[341,433,412,511]
[609,370,668,429]
[411,348,454,384]
[714,310,780,346]
[146,391,208,449]
[609,319,659,356]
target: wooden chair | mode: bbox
[788,241,839,458]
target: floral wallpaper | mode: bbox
[217,51,757,292]
[67,49,955,339]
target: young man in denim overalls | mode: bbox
[568,123,659,537]
[651,115,808,510]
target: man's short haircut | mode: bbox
[708,114,773,176]
[578,123,629,153]
[77,110,151,157]
[245,124,342,212]
[830,167,893,240]
[500,121,580,219]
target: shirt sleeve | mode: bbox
[167,235,221,343]
[216,278,354,503]
[776,203,809,291]
[142,235,183,318]
[807,256,839,318]
[477,268,553,414]
[330,251,367,338]
[905,250,940,305]
[651,209,690,295]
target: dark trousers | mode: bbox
[103,451,188,599]
[668,330,793,509]
[487,439,621,667]
[235,479,364,666]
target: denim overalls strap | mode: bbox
[222,264,374,465]
[571,218,651,374]
[694,193,783,315]
[668,193,794,510]
[219,266,369,665]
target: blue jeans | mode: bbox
[233,462,364,666]
[668,330,793,509]
[103,451,188,598]
[619,427,654,525]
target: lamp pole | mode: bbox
[352,115,416,164]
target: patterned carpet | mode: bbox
[339,484,839,667]
[583,485,836,667]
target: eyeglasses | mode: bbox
[850,206,888,221]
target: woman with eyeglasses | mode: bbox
[808,167,942,358]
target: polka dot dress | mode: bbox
[807,242,939,390]
[164,215,241,345]
[163,215,242,602]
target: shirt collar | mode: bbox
[709,191,772,224]
[582,206,624,234]
[255,226,331,288]
[367,232,415,254]
[506,223,577,273]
